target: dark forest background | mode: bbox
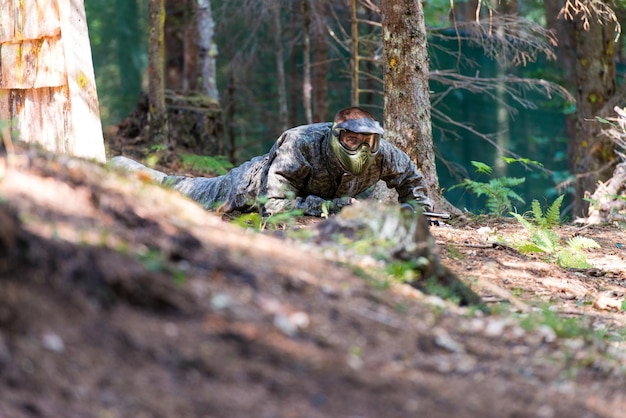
[84,0,626,215]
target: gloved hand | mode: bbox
[331,196,354,212]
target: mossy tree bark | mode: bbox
[381,0,456,214]
[569,16,617,217]
[148,0,170,148]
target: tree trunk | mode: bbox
[0,0,105,162]
[195,0,219,100]
[493,1,517,177]
[301,0,312,124]
[273,1,288,132]
[381,0,454,213]
[311,0,329,123]
[569,12,617,217]
[350,0,359,107]
[288,0,300,127]
[148,0,170,146]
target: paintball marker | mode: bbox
[423,211,451,226]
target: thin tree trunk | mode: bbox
[273,1,288,131]
[301,0,312,124]
[311,0,329,122]
[289,0,300,127]
[226,72,236,164]
[381,0,454,213]
[182,0,195,92]
[494,1,516,177]
[148,0,169,147]
[351,0,359,107]
[195,0,220,100]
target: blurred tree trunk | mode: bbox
[0,0,105,162]
[148,0,170,146]
[311,0,329,122]
[273,1,288,132]
[544,0,618,217]
[569,15,617,217]
[350,0,359,106]
[302,0,312,124]
[194,0,220,100]
[381,0,454,213]
[493,0,517,178]
[288,0,301,127]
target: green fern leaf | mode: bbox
[566,236,600,251]
[556,248,593,269]
[545,195,564,227]
[511,212,533,230]
[506,189,525,205]
[531,229,557,253]
[530,199,545,227]
[470,161,493,174]
[517,242,547,254]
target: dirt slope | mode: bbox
[0,147,625,418]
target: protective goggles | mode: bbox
[332,117,384,153]
[337,130,380,153]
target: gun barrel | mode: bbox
[423,211,451,219]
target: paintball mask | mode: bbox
[330,118,384,175]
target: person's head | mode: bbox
[329,107,384,175]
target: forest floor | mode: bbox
[1,142,626,417]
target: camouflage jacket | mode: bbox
[165,122,434,216]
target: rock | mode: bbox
[317,202,487,310]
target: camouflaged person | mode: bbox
[111,107,434,217]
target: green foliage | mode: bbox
[231,209,304,232]
[520,306,590,339]
[501,157,544,168]
[510,195,600,268]
[180,154,234,176]
[531,194,563,229]
[449,160,526,215]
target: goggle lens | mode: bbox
[339,131,379,152]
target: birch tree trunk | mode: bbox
[196,0,219,100]
[0,0,105,162]
[381,0,453,213]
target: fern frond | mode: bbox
[531,229,558,253]
[530,199,545,227]
[506,189,526,205]
[470,161,493,175]
[511,212,533,230]
[566,236,601,251]
[494,176,526,188]
[517,242,547,254]
[545,195,564,227]
[556,248,593,269]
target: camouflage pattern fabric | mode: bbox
[111,122,434,217]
